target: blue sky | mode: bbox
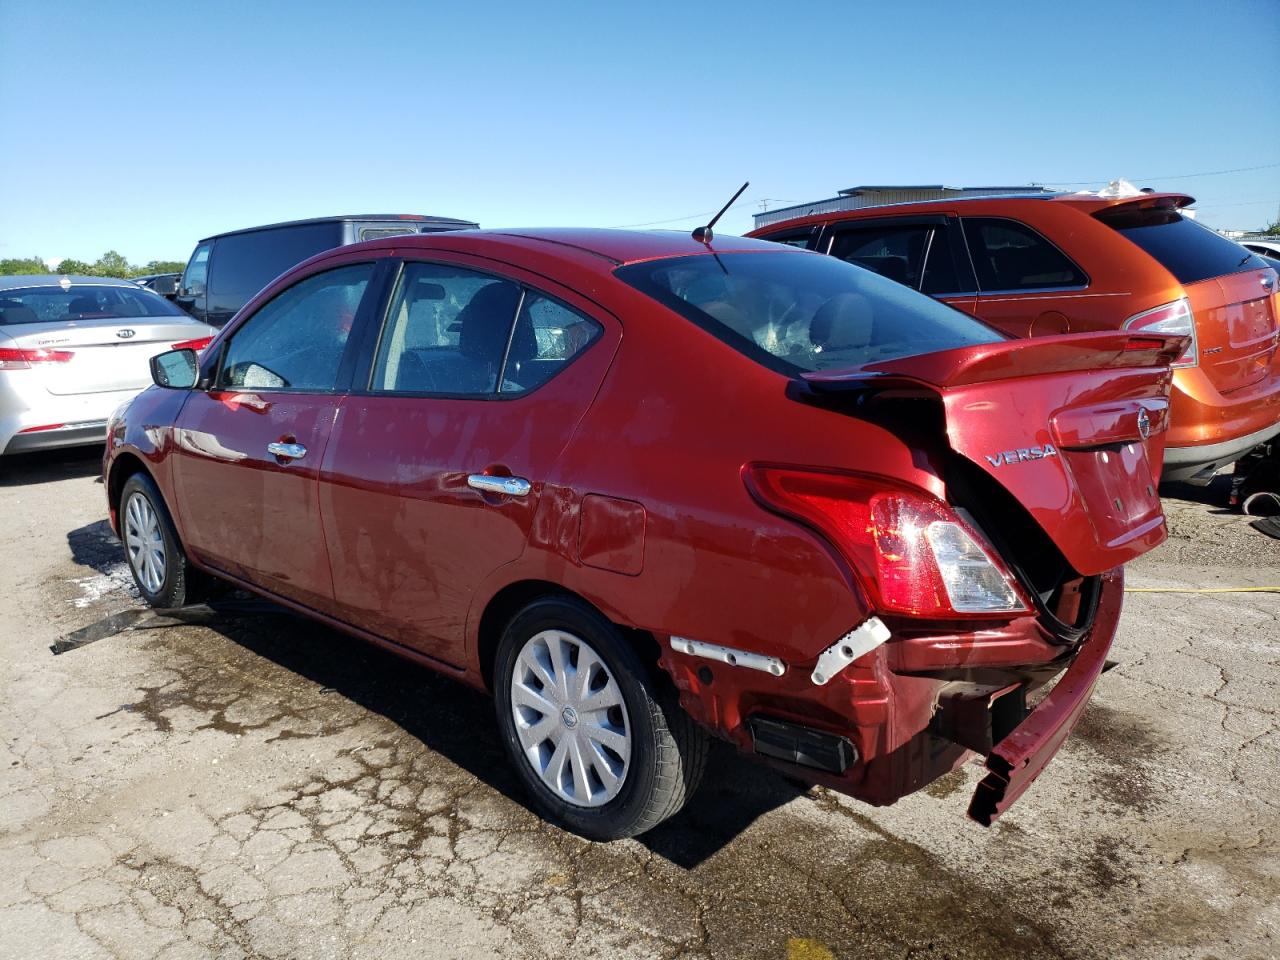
[1,0,1277,264]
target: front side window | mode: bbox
[616,251,1002,375]
[182,242,212,294]
[962,217,1087,291]
[0,284,184,324]
[371,263,520,395]
[501,293,601,394]
[218,263,373,391]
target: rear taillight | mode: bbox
[1122,298,1196,367]
[745,466,1029,618]
[171,336,213,352]
[0,347,75,370]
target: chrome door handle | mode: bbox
[267,441,307,460]
[467,474,531,497]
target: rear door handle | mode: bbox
[267,441,307,461]
[467,474,531,497]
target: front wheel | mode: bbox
[494,596,708,840]
[119,472,197,609]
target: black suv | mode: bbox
[176,214,478,326]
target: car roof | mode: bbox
[345,228,794,268]
[200,214,480,243]
[0,274,144,291]
[751,192,1196,231]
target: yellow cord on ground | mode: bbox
[1125,587,1280,593]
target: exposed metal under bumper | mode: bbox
[3,420,109,455]
[1163,421,1280,483]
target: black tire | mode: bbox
[118,471,198,609]
[494,595,708,841]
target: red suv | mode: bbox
[104,230,1184,839]
[751,193,1280,483]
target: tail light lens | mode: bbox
[745,466,1029,618]
[1122,298,1196,367]
[171,336,213,352]
[0,347,75,370]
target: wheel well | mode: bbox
[107,452,150,514]
[476,580,662,692]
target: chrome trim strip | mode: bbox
[670,636,786,676]
[974,284,1091,297]
[811,617,891,686]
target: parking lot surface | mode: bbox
[1,449,1276,960]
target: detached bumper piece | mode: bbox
[967,567,1124,826]
[747,715,857,774]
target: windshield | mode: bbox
[0,284,185,325]
[616,251,1003,374]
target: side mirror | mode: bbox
[150,348,198,389]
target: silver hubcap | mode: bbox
[123,491,166,594]
[511,630,631,808]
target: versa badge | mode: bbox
[986,444,1058,467]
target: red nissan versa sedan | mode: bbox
[750,192,1280,483]
[103,229,1185,840]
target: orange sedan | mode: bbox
[750,192,1280,482]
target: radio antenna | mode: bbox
[692,181,749,244]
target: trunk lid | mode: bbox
[1185,268,1278,394]
[803,330,1187,575]
[0,318,213,395]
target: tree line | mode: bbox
[0,251,186,278]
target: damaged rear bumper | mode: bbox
[966,566,1123,825]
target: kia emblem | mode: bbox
[116,329,136,339]
[1137,408,1151,440]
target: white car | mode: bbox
[1240,237,1280,259]
[1,275,215,455]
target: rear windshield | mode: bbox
[616,251,1003,375]
[1097,207,1266,285]
[0,284,185,325]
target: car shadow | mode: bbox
[61,521,807,868]
[68,517,126,575]
[1158,474,1235,512]
[0,446,104,487]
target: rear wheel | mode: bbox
[494,596,708,840]
[120,472,196,609]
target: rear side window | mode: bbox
[371,263,520,395]
[829,223,965,295]
[963,217,1087,291]
[616,251,1002,375]
[219,263,372,391]
[359,226,418,242]
[0,285,184,324]
[1097,207,1267,284]
[208,223,343,304]
[502,293,601,394]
